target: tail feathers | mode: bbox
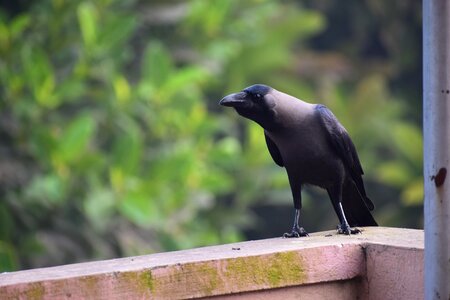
[364,196,375,211]
[342,181,378,227]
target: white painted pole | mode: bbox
[423,1,450,299]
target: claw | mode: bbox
[337,224,361,235]
[283,227,309,238]
[283,231,299,238]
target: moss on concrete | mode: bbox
[225,251,306,290]
[125,262,222,298]
[145,250,306,297]
[22,282,45,299]
[266,251,306,286]
[178,262,220,295]
[8,251,305,299]
[118,269,154,296]
[77,274,103,298]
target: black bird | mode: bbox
[219,84,377,237]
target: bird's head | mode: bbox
[219,84,277,128]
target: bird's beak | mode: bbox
[219,92,248,107]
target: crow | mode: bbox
[219,84,377,237]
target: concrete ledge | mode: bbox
[0,227,423,299]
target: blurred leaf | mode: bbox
[36,75,57,106]
[97,15,136,52]
[25,174,66,205]
[0,241,18,272]
[20,47,58,107]
[77,2,98,48]
[186,0,233,37]
[0,204,13,241]
[202,168,234,193]
[160,66,208,100]
[0,22,9,51]
[401,179,424,206]
[55,79,85,103]
[10,14,30,38]
[376,161,412,187]
[112,118,143,174]
[119,189,162,228]
[56,113,96,163]
[142,42,173,88]
[84,188,116,230]
[245,122,270,166]
[210,137,242,168]
[390,123,423,165]
[113,75,131,104]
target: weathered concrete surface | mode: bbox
[366,245,424,300]
[0,227,423,299]
[210,279,362,300]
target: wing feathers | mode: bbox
[264,132,284,167]
[315,105,375,211]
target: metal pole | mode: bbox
[423,0,450,299]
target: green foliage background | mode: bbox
[0,0,422,271]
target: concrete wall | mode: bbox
[0,227,423,299]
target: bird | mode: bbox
[219,84,377,237]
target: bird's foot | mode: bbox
[337,224,361,235]
[283,227,309,238]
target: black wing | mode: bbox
[315,105,375,211]
[264,132,284,167]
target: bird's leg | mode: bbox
[328,186,361,235]
[283,184,308,238]
[283,208,309,238]
[336,202,361,235]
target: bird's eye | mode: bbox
[255,93,262,100]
